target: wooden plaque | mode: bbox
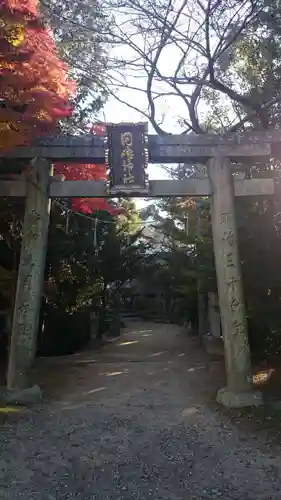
[105,122,149,194]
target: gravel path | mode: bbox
[1,321,281,499]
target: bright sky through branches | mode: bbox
[101,8,194,185]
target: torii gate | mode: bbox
[1,125,279,408]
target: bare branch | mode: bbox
[52,0,274,135]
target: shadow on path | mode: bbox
[33,321,224,408]
[2,322,281,500]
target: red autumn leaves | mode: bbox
[0,0,117,215]
[55,124,120,215]
[0,0,75,148]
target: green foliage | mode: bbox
[40,0,109,131]
[47,203,143,305]
[198,0,281,356]
[117,198,143,234]
[41,199,148,349]
[134,191,211,323]
[235,194,281,358]
[142,0,281,347]
[199,1,281,357]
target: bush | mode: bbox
[37,305,91,356]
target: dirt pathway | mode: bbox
[1,322,281,499]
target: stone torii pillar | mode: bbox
[194,166,209,337]
[6,158,52,404]
[209,155,262,407]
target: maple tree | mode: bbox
[0,0,75,149]
[0,1,114,214]
[0,1,118,215]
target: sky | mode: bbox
[96,0,231,209]
[102,98,165,208]
[98,4,200,179]
[101,89,171,209]
[99,0,244,158]
[99,27,189,208]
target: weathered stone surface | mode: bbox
[216,387,263,408]
[5,384,42,405]
[7,159,52,391]
[210,156,254,396]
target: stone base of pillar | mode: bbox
[4,385,42,405]
[216,386,263,408]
